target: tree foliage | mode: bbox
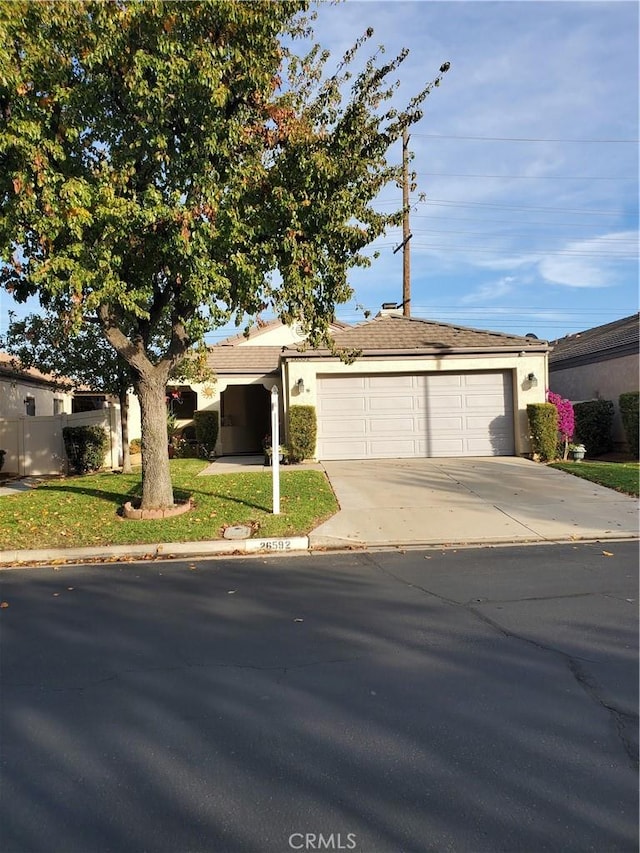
[0,0,449,507]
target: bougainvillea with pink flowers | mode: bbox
[547,391,575,459]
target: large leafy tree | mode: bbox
[3,311,214,475]
[0,0,449,508]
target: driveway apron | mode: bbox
[310,457,639,548]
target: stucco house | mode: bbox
[0,352,73,419]
[169,307,549,460]
[0,353,79,476]
[549,313,639,446]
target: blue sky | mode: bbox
[309,0,639,341]
[1,1,637,346]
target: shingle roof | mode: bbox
[206,314,548,374]
[0,352,72,388]
[549,313,639,366]
[206,345,283,374]
[285,314,549,357]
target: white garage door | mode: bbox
[316,372,514,460]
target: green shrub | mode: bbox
[527,403,558,461]
[63,425,110,474]
[173,437,199,458]
[574,400,614,457]
[194,410,219,456]
[619,392,639,458]
[129,437,142,455]
[287,405,317,463]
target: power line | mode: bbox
[408,212,639,230]
[385,226,638,244]
[420,199,634,217]
[412,133,639,143]
[361,242,637,259]
[372,198,633,216]
[407,305,637,313]
[416,172,637,181]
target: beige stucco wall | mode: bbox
[236,323,305,348]
[181,376,282,455]
[284,352,548,457]
[0,377,73,419]
[549,353,638,443]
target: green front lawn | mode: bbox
[0,460,339,551]
[550,460,639,497]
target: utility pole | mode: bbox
[402,127,411,317]
[393,127,411,317]
[393,127,413,317]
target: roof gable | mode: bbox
[216,318,350,348]
[207,318,351,374]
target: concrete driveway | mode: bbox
[310,456,639,548]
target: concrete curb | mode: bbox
[1,531,638,569]
[0,536,310,568]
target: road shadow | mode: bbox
[1,544,637,853]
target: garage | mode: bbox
[316,371,515,460]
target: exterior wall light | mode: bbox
[296,378,305,393]
[527,372,538,387]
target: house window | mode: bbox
[166,387,197,419]
[24,396,36,416]
[53,398,65,415]
[72,395,106,413]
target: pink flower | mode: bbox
[547,391,575,441]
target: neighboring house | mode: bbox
[0,352,73,418]
[549,313,639,446]
[0,354,121,477]
[175,307,549,460]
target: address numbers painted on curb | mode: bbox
[245,537,308,553]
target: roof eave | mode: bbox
[283,345,549,359]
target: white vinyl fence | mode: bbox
[0,406,120,477]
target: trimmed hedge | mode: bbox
[288,405,317,463]
[63,425,109,474]
[619,391,639,458]
[574,400,614,457]
[194,410,219,455]
[527,403,558,462]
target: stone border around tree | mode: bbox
[122,498,194,520]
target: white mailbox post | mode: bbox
[271,385,280,514]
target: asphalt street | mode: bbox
[0,542,638,853]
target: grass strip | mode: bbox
[550,461,639,497]
[0,459,339,551]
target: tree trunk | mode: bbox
[135,372,174,509]
[119,386,132,474]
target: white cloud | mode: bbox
[460,276,515,304]
[539,231,638,288]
